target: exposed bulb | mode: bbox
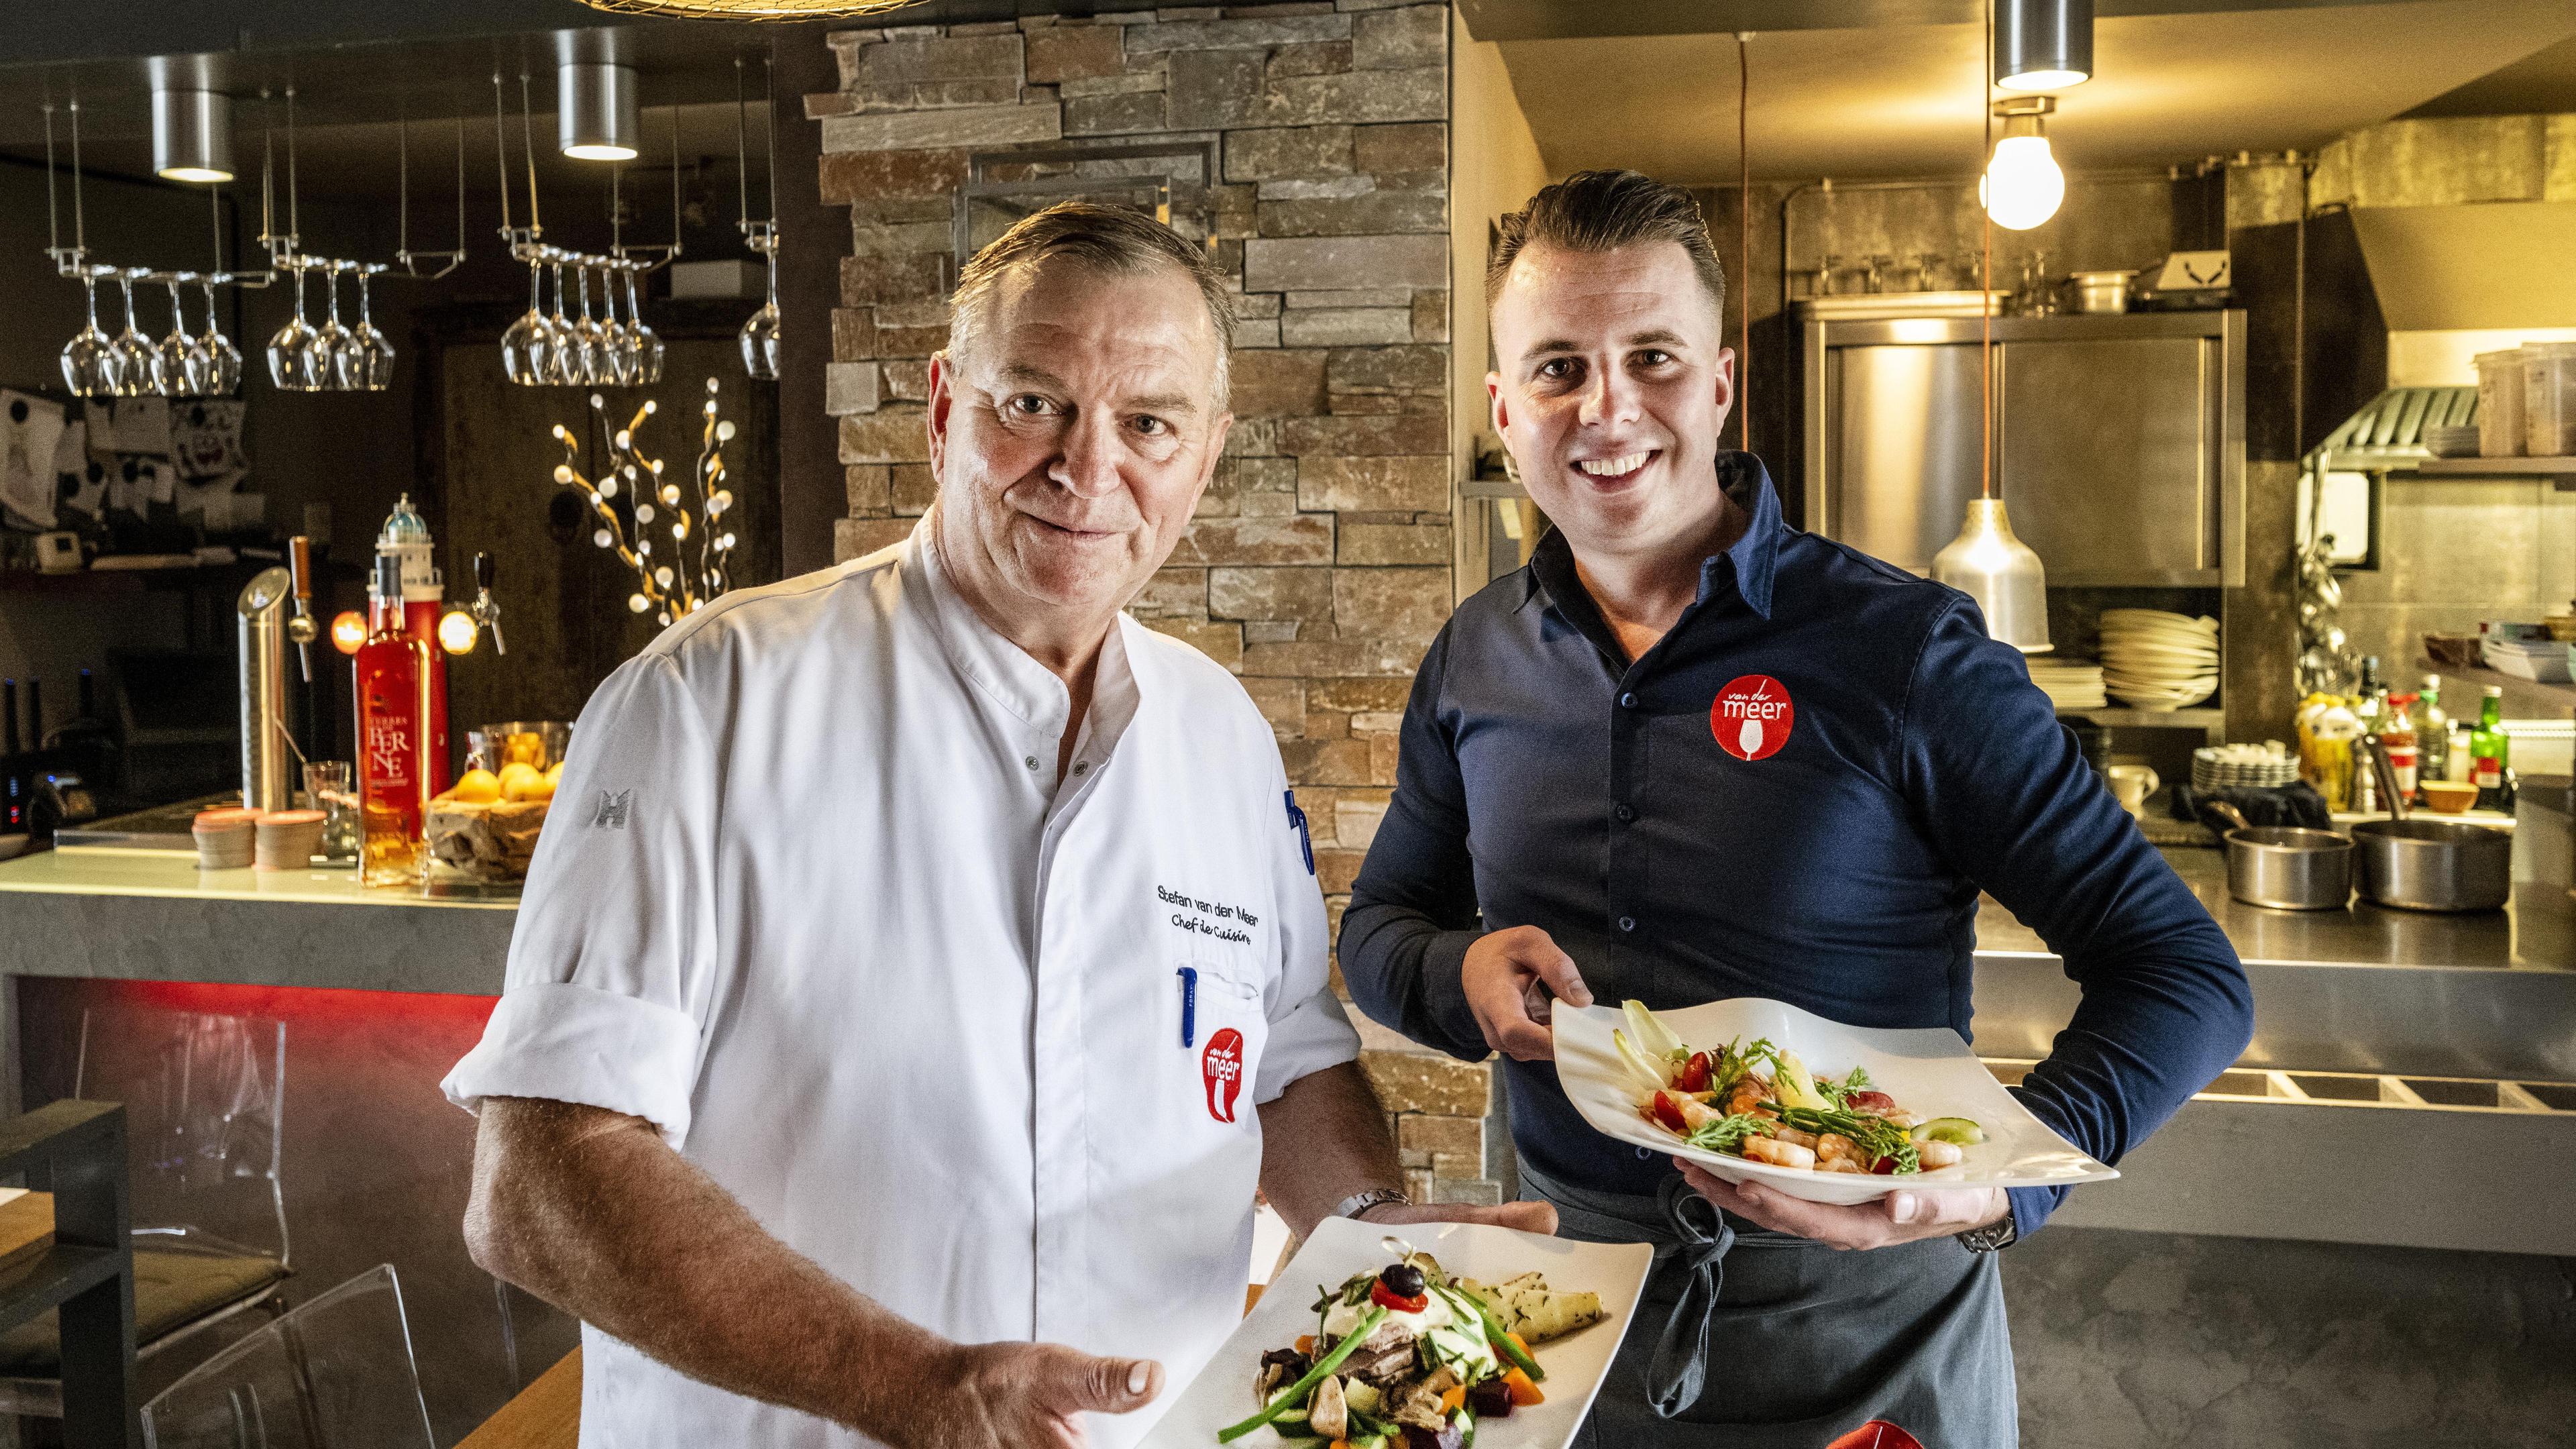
[553,464,574,484]
[716,421,737,442]
[654,566,674,586]
[638,538,652,555]
[1981,134,2065,231]
[657,609,671,625]
[616,430,631,449]
[672,520,687,539]
[636,503,655,523]
[661,485,681,506]
[628,592,650,613]
[719,531,736,550]
[589,392,606,409]
[593,528,612,548]
[599,476,618,498]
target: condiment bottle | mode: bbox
[354,554,433,888]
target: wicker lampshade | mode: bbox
[578,0,922,16]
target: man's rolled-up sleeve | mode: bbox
[441,650,724,1148]
[1254,759,1360,1105]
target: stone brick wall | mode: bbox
[807,1,1499,1205]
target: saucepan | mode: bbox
[2207,800,2352,911]
[2348,734,2513,912]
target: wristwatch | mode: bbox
[1332,1187,1411,1222]
[1956,1212,2019,1254]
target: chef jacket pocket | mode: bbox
[1187,962,1267,1127]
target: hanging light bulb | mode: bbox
[329,611,368,655]
[1980,97,2064,231]
[1994,0,2092,93]
[437,608,482,655]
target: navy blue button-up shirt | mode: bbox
[1339,453,2252,1236]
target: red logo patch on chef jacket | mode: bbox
[1711,674,1794,761]
[1202,1028,1246,1124]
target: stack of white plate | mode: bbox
[2192,742,2298,792]
[2100,609,2219,710]
[2025,657,2108,711]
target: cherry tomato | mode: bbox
[1847,1091,1897,1113]
[1674,1052,1713,1094]
[1872,1156,1899,1175]
[1651,1092,1688,1132]
[1371,1279,1429,1314]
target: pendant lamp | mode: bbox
[1935,0,2053,653]
[1980,97,2064,231]
[1994,0,2092,92]
[1933,499,2051,652]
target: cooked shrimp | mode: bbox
[1772,1127,1819,1150]
[1815,1133,1864,1166]
[1727,1080,1772,1116]
[1917,1139,1964,1169]
[1878,1110,1923,1130]
[1742,1136,1816,1170]
[1679,1097,1726,1132]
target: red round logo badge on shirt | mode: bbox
[1710,675,1794,761]
[1202,1028,1246,1124]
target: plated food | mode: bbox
[1220,1243,1602,1448]
[1610,1002,1982,1177]
[1550,996,2118,1205]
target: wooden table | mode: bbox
[0,1191,56,1272]
[458,1346,581,1449]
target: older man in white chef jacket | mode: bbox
[443,202,1552,1449]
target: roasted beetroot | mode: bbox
[1468,1378,1516,1419]
[1401,1422,1465,1449]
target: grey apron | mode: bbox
[1521,1160,2017,1449]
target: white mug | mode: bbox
[2106,764,2160,818]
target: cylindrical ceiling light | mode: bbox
[1994,0,2092,92]
[1980,97,2065,231]
[152,87,235,184]
[559,62,641,161]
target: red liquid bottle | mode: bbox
[355,554,433,887]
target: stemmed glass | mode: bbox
[572,264,610,386]
[109,270,158,397]
[198,278,244,396]
[268,262,317,392]
[349,266,394,392]
[622,262,663,385]
[594,264,635,386]
[154,278,213,397]
[739,231,780,382]
[500,255,552,386]
[311,262,354,391]
[544,256,578,386]
[60,266,121,398]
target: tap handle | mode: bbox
[288,535,314,608]
[474,551,496,594]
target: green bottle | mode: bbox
[2413,676,2449,784]
[2469,686,2510,811]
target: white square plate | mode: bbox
[1553,997,2119,1205]
[1137,1216,1653,1449]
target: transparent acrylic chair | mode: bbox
[0,1009,293,1416]
[139,1264,433,1449]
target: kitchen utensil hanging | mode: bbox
[496,66,680,388]
[736,54,780,382]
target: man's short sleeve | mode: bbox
[441,651,722,1148]
[1254,769,1361,1105]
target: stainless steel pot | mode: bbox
[2209,801,2353,910]
[2069,269,2133,314]
[2351,819,2513,912]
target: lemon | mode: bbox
[521,773,558,802]
[452,769,502,804]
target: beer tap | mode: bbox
[472,552,506,655]
[286,535,319,682]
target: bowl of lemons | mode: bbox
[426,726,572,884]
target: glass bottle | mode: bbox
[2469,686,2511,812]
[2412,676,2449,784]
[2381,690,2418,802]
[355,555,433,888]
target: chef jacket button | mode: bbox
[1618,915,1637,932]
[1619,692,1638,708]
[1024,755,1041,771]
[1613,804,1635,822]
[1073,762,1090,777]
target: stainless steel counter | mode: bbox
[1972,845,2576,1082]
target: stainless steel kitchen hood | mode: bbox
[2349,201,2576,332]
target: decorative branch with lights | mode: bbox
[550,376,741,625]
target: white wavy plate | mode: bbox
[1552,998,2118,1205]
[1137,1217,1652,1449]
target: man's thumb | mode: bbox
[1041,1350,1164,1415]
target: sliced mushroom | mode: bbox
[1309,1374,1348,1442]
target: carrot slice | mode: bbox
[1503,1366,1546,1407]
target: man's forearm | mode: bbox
[466,1097,948,1435]
[1255,1062,1407,1238]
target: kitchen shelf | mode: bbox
[2409,455,2576,482]
[2056,706,2224,731]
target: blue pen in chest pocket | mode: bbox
[1177,965,1197,1048]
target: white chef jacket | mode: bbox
[442,517,1359,1448]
